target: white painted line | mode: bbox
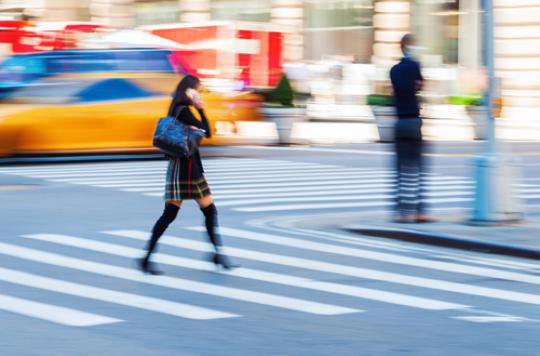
[0,159,269,174]
[208,178,473,190]
[42,165,339,182]
[21,234,362,315]
[207,173,396,185]
[118,172,396,191]
[212,182,472,195]
[4,240,357,316]
[127,183,473,196]
[235,145,394,156]
[17,162,322,178]
[214,227,540,285]
[212,185,474,200]
[105,230,540,307]
[452,316,527,323]
[234,198,471,212]
[518,195,540,199]
[0,293,122,327]
[0,163,167,174]
[207,166,380,177]
[215,191,473,207]
[53,178,164,185]
[430,254,537,272]
[19,171,170,179]
[103,230,468,311]
[205,168,391,177]
[0,267,237,320]
[273,222,540,272]
[3,167,166,175]
[50,177,473,190]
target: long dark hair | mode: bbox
[168,75,201,117]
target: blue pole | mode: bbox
[472,0,496,221]
[472,0,521,223]
[483,0,496,153]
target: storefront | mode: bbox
[2,0,540,108]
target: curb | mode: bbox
[344,225,540,260]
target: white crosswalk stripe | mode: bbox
[22,232,466,311]
[0,293,122,327]
[109,229,540,306]
[205,227,540,285]
[3,159,539,213]
[0,267,238,320]
[0,240,359,317]
[0,226,536,326]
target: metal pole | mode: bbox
[483,0,496,154]
[472,0,522,223]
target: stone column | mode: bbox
[179,0,211,23]
[270,0,304,62]
[459,0,481,70]
[494,0,540,108]
[24,0,89,21]
[372,0,410,68]
[90,0,135,28]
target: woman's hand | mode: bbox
[193,95,204,110]
[187,88,204,109]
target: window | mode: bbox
[305,0,373,29]
[412,0,460,64]
[211,0,271,22]
[134,1,180,26]
[304,0,374,62]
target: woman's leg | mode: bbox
[140,200,182,274]
[195,195,238,269]
[195,195,222,251]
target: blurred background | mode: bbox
[0,0,538,157]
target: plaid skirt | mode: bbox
[164,157,211,201]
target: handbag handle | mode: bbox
[173,105,185,120]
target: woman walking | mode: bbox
[139,75,238,275]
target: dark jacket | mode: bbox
[390,57,423,119]
[173,106,211,177]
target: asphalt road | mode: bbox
[1,142,540,356]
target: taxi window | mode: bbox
[0,56,46,75]
[45,52,115,74]
[110,50,174,73]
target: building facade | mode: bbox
[1,0,539,107]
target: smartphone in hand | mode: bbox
[186,88,204,109]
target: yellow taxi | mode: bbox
[0,77,262,157]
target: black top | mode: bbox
[174,106,211,176]
[390,57,423,119]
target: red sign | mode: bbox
[140,21,284,88]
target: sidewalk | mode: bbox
[344,212,540,260]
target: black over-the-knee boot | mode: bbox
[200,203,238,269]
[139,203,179,274]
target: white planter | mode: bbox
[370,106,397,143]
[465,106,488,140]
[260,107,307,144]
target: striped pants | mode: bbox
[394,118,426,215]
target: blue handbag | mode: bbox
[153,107,206,158]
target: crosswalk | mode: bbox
[0,225,539,327]
[1,159,540,328]
[1,158,539,212]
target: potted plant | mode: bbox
[259,73,307,145]
[367,93,396,143]
[448,94,485,140]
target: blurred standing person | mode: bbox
[390,34,434,223]
[139,75,238,275]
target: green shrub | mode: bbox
[367,94,394,106]
[264,74,294,107]
[448,95,483,106]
